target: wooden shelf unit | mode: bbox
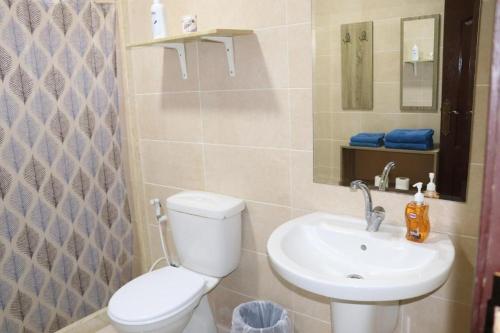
[127,29,253,47]
[341,145,440,191]
[127,29,253,79]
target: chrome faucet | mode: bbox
[350,180,385,232]
[379,161,396,191]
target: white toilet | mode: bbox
[107,191,245,333]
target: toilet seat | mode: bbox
[108,266,206,325]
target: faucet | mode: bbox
[379,161,396,191]
[350,180,386,232]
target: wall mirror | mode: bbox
[312,0,481,202]
[400,15,440,111]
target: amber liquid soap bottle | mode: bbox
[405,182,430,243]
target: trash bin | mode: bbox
[231,301,292,333]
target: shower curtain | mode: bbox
[0,1,133,332]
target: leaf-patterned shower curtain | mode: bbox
[0,1,133,332]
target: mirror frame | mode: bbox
[400,14,441,112]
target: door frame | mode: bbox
[472,0,500,331]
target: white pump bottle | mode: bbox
[151,0,167,39]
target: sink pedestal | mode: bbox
[331,300,399,333]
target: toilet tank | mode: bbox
[166,191,245,278]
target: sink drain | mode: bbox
[346,274,364,280]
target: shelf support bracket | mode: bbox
[201,36,236,77]
[157,43,188,80]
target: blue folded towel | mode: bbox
[385,129,434,144]
[385,140,433,151]
[350,141,383,148]
[350,133,385,147]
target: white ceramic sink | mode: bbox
[267,212,455,333]
[267,212,454,302]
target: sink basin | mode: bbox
[267,212,455,333]
[267,212,454,301]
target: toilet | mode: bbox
[107,191,245,333]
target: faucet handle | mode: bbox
[350,180,365,191]
[367,206,385,232]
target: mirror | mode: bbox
[312,0,482,202]
[400,15,440,111]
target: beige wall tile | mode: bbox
[372,82,401,113]
[475,0,496,85]
[292,288,331,322]
[198,29,289,90]
[140,140,205,189]
[204,145,291,205]
[209,287,254,329]
[374,51,400,83]
[373,18,401,53]
[291,89,314,150]
[130,44,199,94]
[221,250,295,309]
[201,90,291,148]
[242,201,292,254]
[293,312,331,333]
[289,24,313,88]
[136,92,202,142]
[401,295,472,333]
[287,0,312,24]
[196,0,287,30]
[434,235,477,304]
[470,85,489,164]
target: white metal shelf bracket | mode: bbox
[201,36,236,77]
[156,43,188,80]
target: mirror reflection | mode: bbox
[313,0,480,202]
[401,15,440,111]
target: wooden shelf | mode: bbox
[342,145,439,154]
[127,29,253,48]
[126,29,253,79]
[341,145,440,189]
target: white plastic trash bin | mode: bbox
[231,301,292,333]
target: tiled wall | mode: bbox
[312,0,444,184]
[120,0,495,332]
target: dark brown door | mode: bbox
[472,1,500,330]
[438,0,481,201]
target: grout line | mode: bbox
[194,42,208,191]
[139,138,308,152]
[134,87,311,96]
[253,21,311,33]
[429,294,473,307]
[217,286,331,325]
[285,12,294,210]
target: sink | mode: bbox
[267,212,454,333]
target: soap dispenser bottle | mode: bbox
[151,0,167,39]
[425,172,439,199]
[405,182,430,243]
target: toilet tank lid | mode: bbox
[166,191,245,219]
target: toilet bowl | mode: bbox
[108,266,219,333]
[108,191,245,333]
